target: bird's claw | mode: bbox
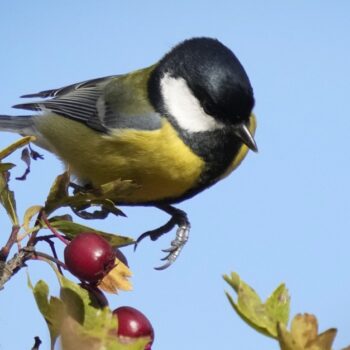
[154,223,190,270]
[134,216,177,252]
[134,232,149,251]
[134,205,191,270]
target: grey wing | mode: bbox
[20,75,119,99]
[12,75,162,132]
[13,75,119,132]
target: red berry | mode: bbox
[64,233,116,283]
[113,306,154,348]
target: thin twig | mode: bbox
[32,250,67,269]
[17,225,41,244]
[35,234,66,274]
[35,234,57,242]
[46,238,64,275]
[40,212,69,245]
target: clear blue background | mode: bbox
[1,1,350,349]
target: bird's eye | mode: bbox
[202,101,216,116]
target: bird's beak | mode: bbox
[233,122,258,152]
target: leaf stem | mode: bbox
[40,212,69,245]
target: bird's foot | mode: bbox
[155,221,190,270]
[135,205,190,270]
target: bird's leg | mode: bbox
[135,204,190,270]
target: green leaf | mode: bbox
[57,276,151,349]
[265,283,290,327]
[0,171,18,225]
[31,280,65,349]
[61,178,137,217]
[58,275,105,327]
[49,218,134,247]
[44,173,137,218]
[44,172,70,214]
[60,286,86,324]
[224,272,290,339]
[61,314,150,350]
[0,136,35,160]
[0,163,15,172]
[0,170,7,194]
[0,139,35,224]
[57,276,149,349]
[30,271,148,350]
[96,178,139,202]
[224,273,268,336]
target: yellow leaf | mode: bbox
[307,329,337,350]
[291,314,318,347]
[98,259,133,294]
[23,205,43,231]
[277,314,337,350]
[0,136,36,160]
[277,323,304,350]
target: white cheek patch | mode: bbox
[160,74,224,133]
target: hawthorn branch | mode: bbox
[0,225,20,262]
[0,248,34,290]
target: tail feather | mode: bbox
[0,114,35,135]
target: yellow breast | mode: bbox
[36,115,205,203]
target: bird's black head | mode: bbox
[148,37,255,127]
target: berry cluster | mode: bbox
[64,232,154,348]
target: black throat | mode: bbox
[184,128,244,195]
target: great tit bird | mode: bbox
[0,37,257,269]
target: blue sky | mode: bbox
[1,1,350,349]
